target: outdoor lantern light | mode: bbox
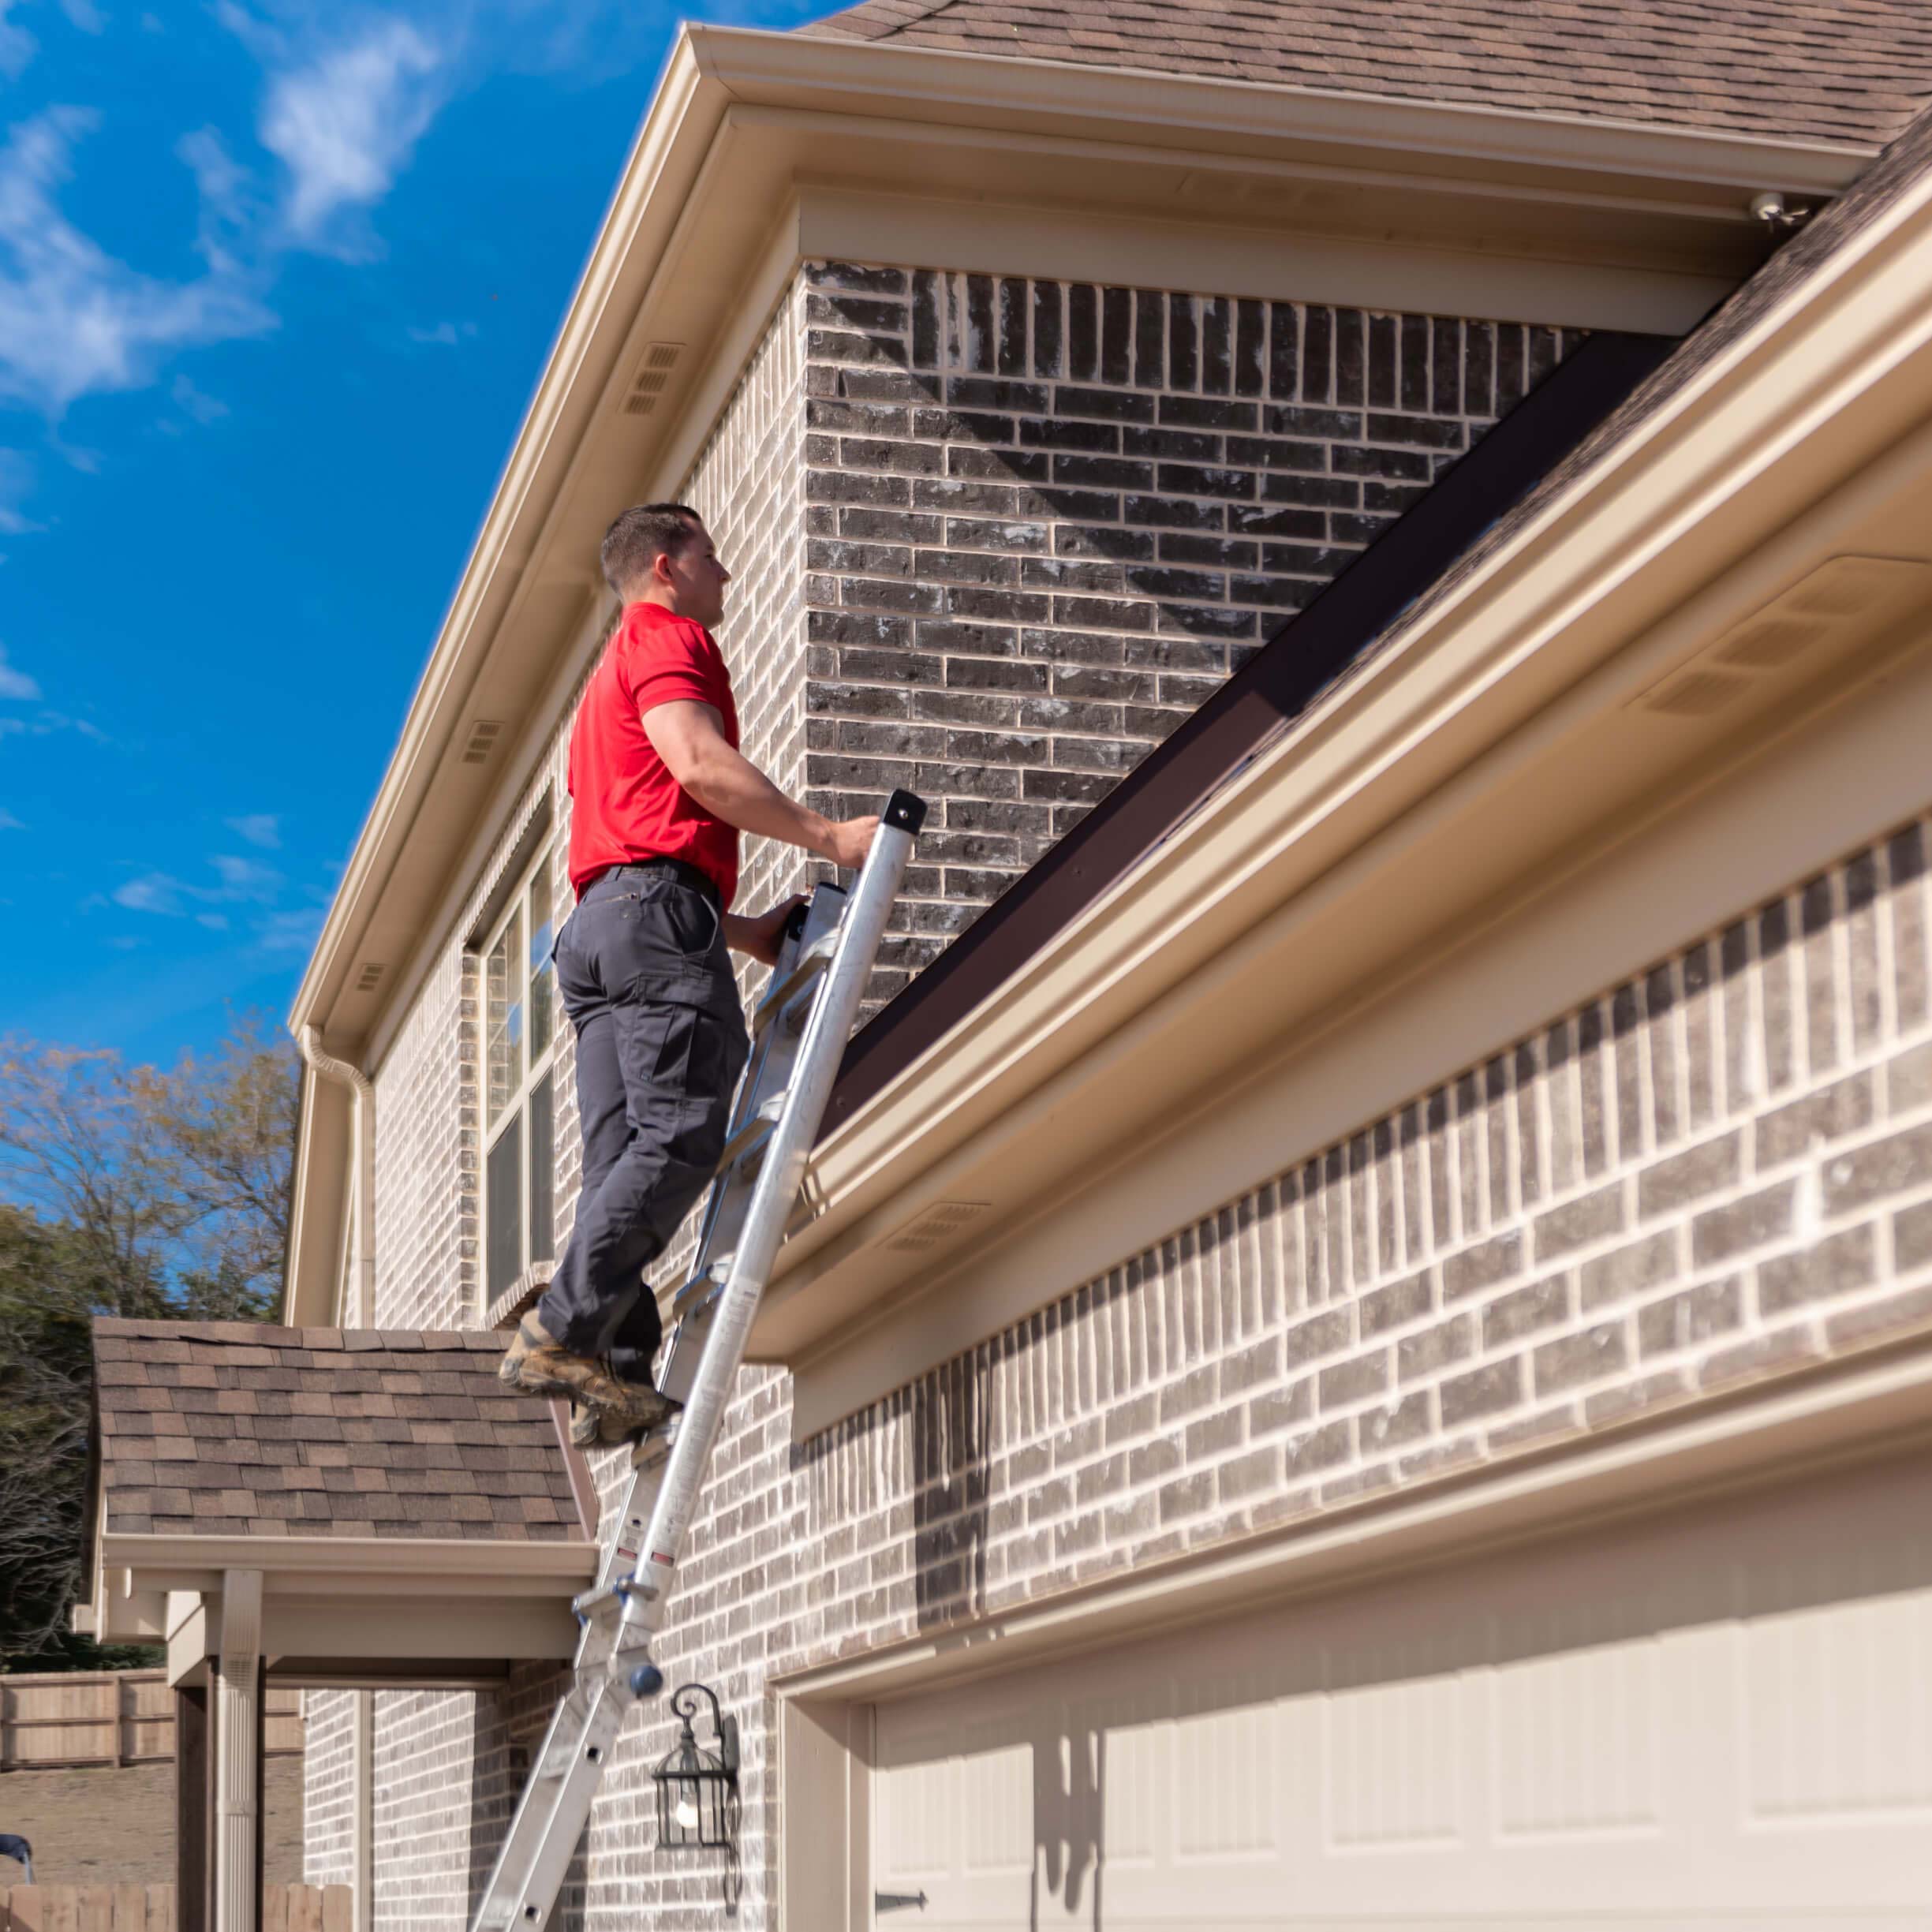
[652,1683,740,1852]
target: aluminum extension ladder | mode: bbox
[471,789,926,1932]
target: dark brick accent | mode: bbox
[801,260,1568,981]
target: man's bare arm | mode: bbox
[642,699,877,870]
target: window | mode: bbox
[483,847,559,1306]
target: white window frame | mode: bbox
[480,841,561,1314]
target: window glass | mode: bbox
[480,842,560,1309]
[486,905,524,1126]
[529,1072,555,1267]
[486,1113,523,1303]
[527,867,555,1063]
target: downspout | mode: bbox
[298,1027,376,1328]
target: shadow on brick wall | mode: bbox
[468,1670,585,1932]
[913,1349,992,1629]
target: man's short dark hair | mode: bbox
[600,503,703,597]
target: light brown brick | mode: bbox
[1441,1358,1523,1425]
[1691,1180,1796,1265]
[1756,1224,1878,1314]
[1533,1182,1626,1262]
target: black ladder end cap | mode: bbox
[884,788,928,835]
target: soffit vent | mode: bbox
[462,719,505,765]
[622,342,685,418]
[884,1201,992,1254]
[354,962,386,994]
[1633,555,1932,720]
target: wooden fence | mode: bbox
[0,1888,349,1932]
[0,1675,302,1772]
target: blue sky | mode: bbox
[0,0,822,1066]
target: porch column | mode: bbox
[353,1690,374,1932]
[215,1570,264,1932]
[175,1682,215,1932]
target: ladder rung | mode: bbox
[671,1253,732,1319]
[752,930,839,1037]
[712,1090,787,1178]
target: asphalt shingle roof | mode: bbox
[92,1321,589,1543]
[799,0,1932,150]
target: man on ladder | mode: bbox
[499,502,879,1444]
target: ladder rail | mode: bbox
[469,793,923,1932]
[618,798,917,1625]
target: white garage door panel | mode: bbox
[872,1445,1932,1926]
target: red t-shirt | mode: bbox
[566,602,742,907]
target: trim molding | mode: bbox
[102,1533,596,1592]
[791,624,1932,1430]
[796,185,1730,335]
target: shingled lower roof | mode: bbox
[799,0,1932,151]
[92,1320,588,1543]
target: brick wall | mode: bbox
[540,806,1932,1926]
[301,1692,355,1889]
[685,277,813,994]
[334,258,1920,1932]
[368,1691,502,1932]
[371,947,475,1331]
[798,260,1575,995]
[334,260,1589,1925]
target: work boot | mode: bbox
[566,1399,678,1451]
[499,1314,678,1435]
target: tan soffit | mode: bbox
[288,22,1867,1060]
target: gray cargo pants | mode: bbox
[536,860,748,1384]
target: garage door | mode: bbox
[871,1444,1932,1927]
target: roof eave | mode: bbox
[749,104,1932,1386]
[287,22,1875,1051]
[705,23,1875,196]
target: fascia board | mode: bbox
[286,29,729,1040]
[103,1533,598,1595]
[691,23,1873,196]
[763,125,1932,1333]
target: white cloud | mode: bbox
[260,20,445,249]
[403,319,471,349]
[59,0,106,32]
[0,1,32,77]
[256,906,323,951]
[0,807,21,829]
[210,851,281,898]
[0,107,275,415]
[114,872,187,914]
[225,811,280,848]
[172,372,229,423]
[0,645,39,701]
[0,450,43,535]
[111,850,283,917]
[176,126,257,278]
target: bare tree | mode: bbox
[0,1017,301,1665]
